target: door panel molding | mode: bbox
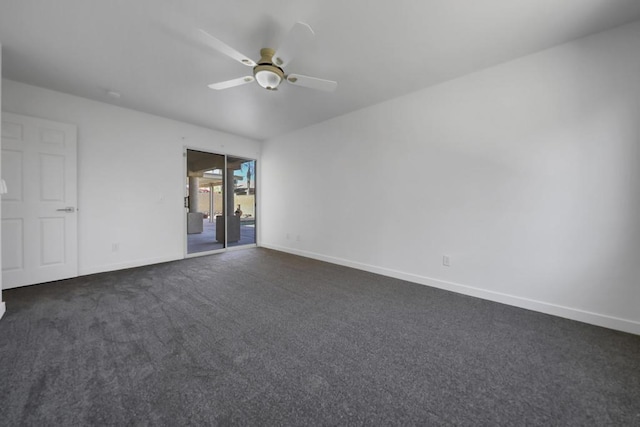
[1,112,78,289]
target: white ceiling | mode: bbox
[1,0,640,141]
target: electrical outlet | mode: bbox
[112,243,120,252]
[442,255,450,267]
[296,235,301,242]
[286,233,290,240]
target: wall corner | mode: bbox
[1,41,4,313]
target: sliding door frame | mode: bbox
[183,146,258,258]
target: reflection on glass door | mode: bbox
[186,150,257,255]
[227,156,256,247]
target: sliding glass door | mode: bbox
[185,149,256,255]
[227,156,256,247]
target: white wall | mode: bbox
[2,80,261,276]
[261,20,640,334]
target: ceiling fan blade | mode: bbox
[272,22,315,68]
[197,29,256,67]
[208,76,255,90]
[286,74,337,92]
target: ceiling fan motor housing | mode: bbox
[254,48,285,90]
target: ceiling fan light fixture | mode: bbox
[202,25,337,93]
[254,65,284,90]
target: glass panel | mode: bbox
[186,149,226,254]
[227,156,256,247]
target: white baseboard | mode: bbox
[0,301,6,320]
[78,255,181,277]
[261,243,640,336]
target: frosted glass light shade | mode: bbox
[255,69,282,90]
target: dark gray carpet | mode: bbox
[0,248,638,425]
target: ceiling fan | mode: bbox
[198,22,337,92]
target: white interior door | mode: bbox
[1,112,78,289]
